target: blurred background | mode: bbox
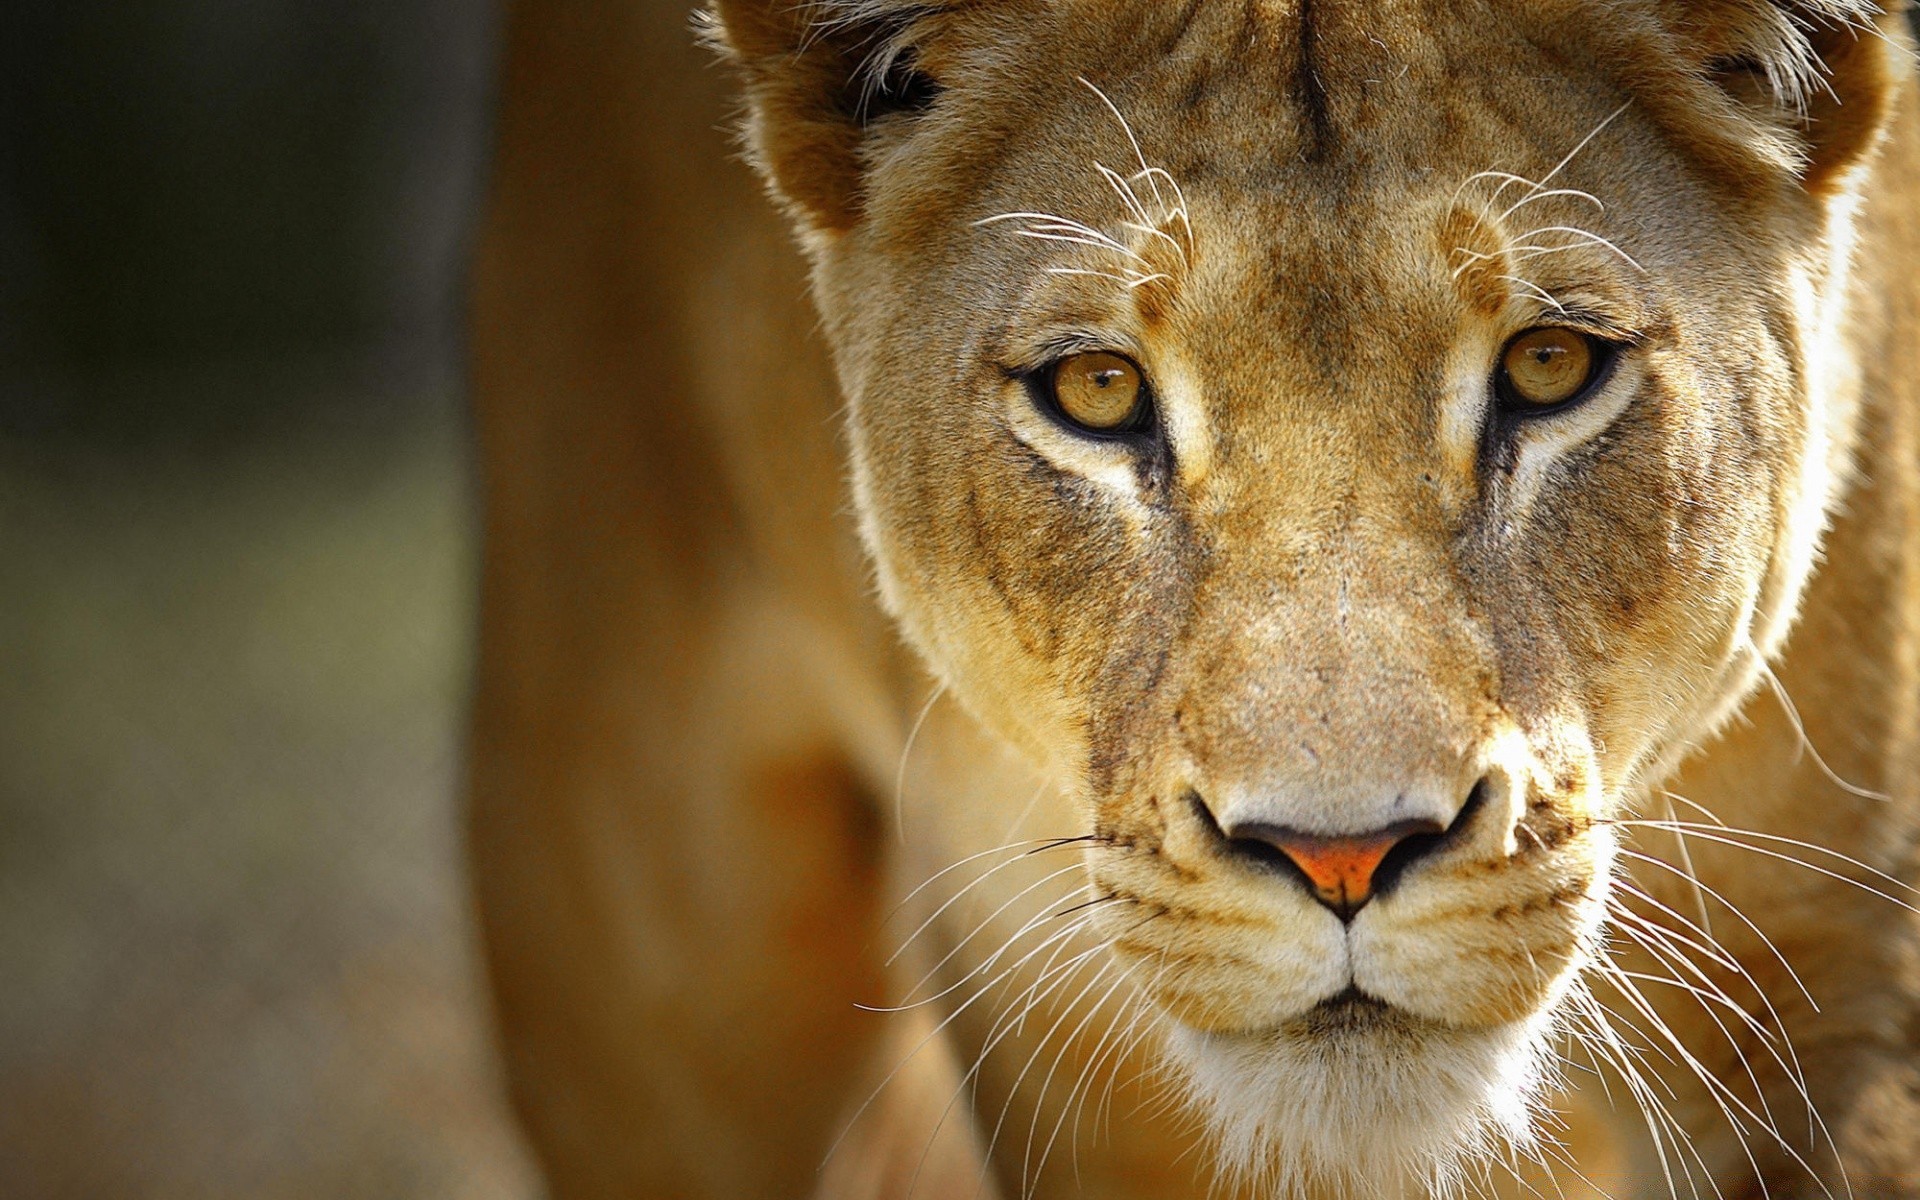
[0,1,543,1195]
[19,6,1918,1199]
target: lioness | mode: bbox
[469,0,1920,1196]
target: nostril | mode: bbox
[1196,779,1489,920]
[1225,820,1442,919]
[1186,790,1228,842]
[1187,790,1304,873]
[1369,778,1487,897]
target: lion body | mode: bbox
[471,2,1920,1196]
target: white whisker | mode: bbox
[1498,274,1569,312]
[1747,640,1891,801]
[1617,822,1920,915]
[907,935,1120,1200]
[889,861,1088,984]
[1507,226,1645,273]
[1498,186,1604,223]
[893,681,946,840]
[1094,162,1154,230]
[1077,76,1163,213]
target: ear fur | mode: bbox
[702,0,958,232]
[1647,0,1904,191]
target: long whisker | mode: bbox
[1609,884,1828,1133]
[1573,971,1729,1200]
[1649,791,1716,938]
[1498,274,1570,312]
[1570,980,1721,1200]
[1023,962,1144,1194]
[893,682,947,839]
[1093,162,1154,230]
[866,891,1122,1014]
[1609,891,1740,975]
[1498,186,1604,222]
[972,956,1118,1196]
[1077,76,1163,213]
[1014,228,1155,267]
[1612,872,1825,1149]
[1045,266,1174,289]
[1000,780,1056,842]
[886,853,1080,972]
[1530,102,1633,199]
[1594,962,1837,1198]
[970,908,1161,1196]
[1088,987,1165,1155]
[1507,226,1645,273]
[889,861,1091,987]
[1615,821,1920,914]
[973,209,1117,242]
[822,914,1104,1176]
[1617,850,1820,1013]
[888,836,1093,922]
[1611,909,1843,1178]
[1607,940,1792,1129]
[1747,641,1891,801]
[907,935,1121,1200]
[1452,169,1545,210]
[1118,218,1189,260]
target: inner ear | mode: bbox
[1791,18,1897,193]
[1683,3,1899,191]
[1704,54,1776,108]
[856,49,943,124]
[708,0,965,232]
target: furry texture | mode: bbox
[469,1,1920,1197]
[1165,1006,1561,1199]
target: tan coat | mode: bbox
[471,2,1920,1196]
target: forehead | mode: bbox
[948,0,1638,201]
[951,7,1677,307]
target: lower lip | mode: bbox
[1295,988,1400,1034]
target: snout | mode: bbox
[1191,780,1490,920]
[1089,744,1608,1038]
[1080,548,1611,1037]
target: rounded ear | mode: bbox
[1655,0,1905,192]
[702,0,951,233]
[1791,12,1903,191]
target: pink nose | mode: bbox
[1224,819,1447,917]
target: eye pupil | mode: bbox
[1047,351,1149,432]
[1500,326,1601,409]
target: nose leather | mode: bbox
[1225,819,1446,915]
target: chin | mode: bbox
[1162,993,1561,1200]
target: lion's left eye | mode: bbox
[1041,351,1154,434]
[1496,327,1609,412]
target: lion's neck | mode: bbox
[1611,76,1920,1191]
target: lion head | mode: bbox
[708,0,1908,1191]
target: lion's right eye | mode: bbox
[1496,326,1610,412]
[1041,352,1153,435]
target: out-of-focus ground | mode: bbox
[0,365,539,1200]
[0,1,543,1195]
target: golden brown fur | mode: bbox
[470,1,1920,1196]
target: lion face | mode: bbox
[714,0,1898,1188]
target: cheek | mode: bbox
[954,456,1120,669]
[1355,845,1608,1027]
[872,429,1180,757]
[1524,404,1775,765]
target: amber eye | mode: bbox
[1498,327,1602,410]
[1045,351,1150,433]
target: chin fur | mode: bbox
[1162,998,1562,1199]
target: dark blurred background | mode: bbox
[0,1,541,1195]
